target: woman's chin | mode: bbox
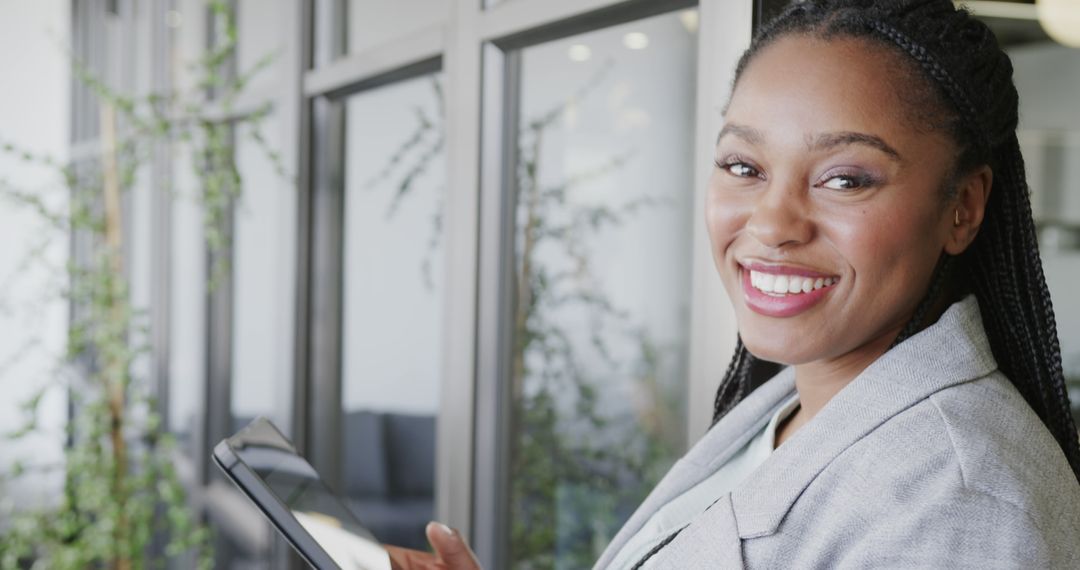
[739,331,817,366]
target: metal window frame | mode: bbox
[73,0,1080,566]
[298,0,755,566]
[469,2,740,567]
[470,42,519,568]
[207,1,310,566]
[302,9,445,494]
[67,0,760,566]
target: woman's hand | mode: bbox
[385,521,482,570]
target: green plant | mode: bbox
[0,2,285,568]
[377,61,686,569]
[506,60,685,569]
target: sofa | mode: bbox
[341,410,436,551]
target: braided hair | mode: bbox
[711,0,1080,482]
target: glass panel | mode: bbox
[173,0,210,97]
[231,113,293,435]
[508,10,698,567]
[998,17,1080,425]
[237,0,284,93]
[346,0,445,56]
[340,72,445,551]
[169,146,206,456]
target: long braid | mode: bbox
[713,0,1080,482]
[985,136,1080,471]
[712,339,752,424]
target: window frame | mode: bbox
[69,0,762,568]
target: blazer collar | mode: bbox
[593,364,797,568]
[731,294,998,537]
[593,296,997,568]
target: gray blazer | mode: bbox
[595,296,1080,568]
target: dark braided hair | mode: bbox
[710,0,1080,483]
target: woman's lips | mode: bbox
[740,264,839,318]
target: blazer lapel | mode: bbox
[654,492,746,568]
[730,295,998,538]
[595,295,996,568]
[593,369,797,569]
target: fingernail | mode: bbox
[436,522,455,537]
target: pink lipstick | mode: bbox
[740,263,838,318]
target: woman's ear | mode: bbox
[944,165,993,256]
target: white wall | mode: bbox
[0,0,70,510]
[1010,42,1080,370]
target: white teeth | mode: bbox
[760,273,775,292]
[748,269,838,296]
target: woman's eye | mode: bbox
[718,161,760,178]
[819,173,875,191]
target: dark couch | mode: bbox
[341,410,436,551]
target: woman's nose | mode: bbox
[744,180,813,248]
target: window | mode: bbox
[505,10,699,567]
[230,113,295,436]
[339,72,446,550]
[168,144,207,455]
[62,0,763,566]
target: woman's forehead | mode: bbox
[723,35,936,150]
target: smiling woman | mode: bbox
[386,1,1080,568]
[710,33,986,395]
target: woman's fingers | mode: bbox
[385,545,441,570]
[425,521,482,569]
[384,523,481,570]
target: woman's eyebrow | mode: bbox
[810,131,902,162]
[716,123,765,146]
[717,124,903,163]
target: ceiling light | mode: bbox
[623,32,649,50]
[679,10,700,34]
[1037,0,1080,48]
[568,44,592,62]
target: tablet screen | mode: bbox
[218,418,391,570]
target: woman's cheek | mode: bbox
[827,205,934,293]
[705,188,745,252]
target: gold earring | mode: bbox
[954,209,961,227]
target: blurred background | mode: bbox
[0,1,1076,569]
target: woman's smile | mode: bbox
[738,261,840,318]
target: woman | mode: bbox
[389,0,1080,567]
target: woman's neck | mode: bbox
[775,325,899,448]
[775,282,961,448]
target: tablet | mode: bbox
[212,417,392,570]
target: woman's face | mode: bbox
[708,35,960,367]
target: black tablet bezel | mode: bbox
[212,418,354,570]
